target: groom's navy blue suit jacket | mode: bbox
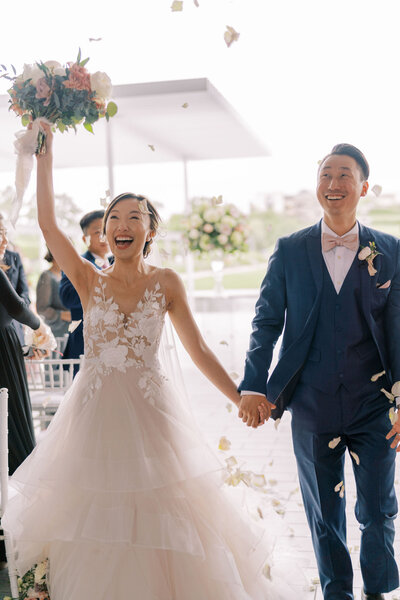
[238,221,400,419]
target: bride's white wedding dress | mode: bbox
[3,272,297,600]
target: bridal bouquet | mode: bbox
[1,50,117,224]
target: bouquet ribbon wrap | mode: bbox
[11,117,52,226]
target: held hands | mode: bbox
[238,394,276,428]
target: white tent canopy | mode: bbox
[0,77,268,176]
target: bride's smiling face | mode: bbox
[105,198,153,258]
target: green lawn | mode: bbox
[194,268,266,290]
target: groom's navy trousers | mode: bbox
[239,221,400,600]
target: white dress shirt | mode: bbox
[241,221,359,398]
[321,221,359,294]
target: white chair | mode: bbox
[24,358,81,428]
[0,388,19,599]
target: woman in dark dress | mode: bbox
[0,266,38,474]
[0,268,51,561]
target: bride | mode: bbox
[3,124,294,600]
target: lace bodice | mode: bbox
[82,273,166,380]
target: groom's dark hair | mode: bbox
[319,143,370,181]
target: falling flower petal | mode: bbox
[229,371,240,380]
[193,0,199,5]
[274,418,281,430]
[171,0,183,10]
[381,388,395,402]
[392,381,400,397]
[218,436,231,451]
[389,407,398,425]
[219,340,228,346]
[339,485,345,498]
[182,102,189,108]
[371,370,386,382]
[311,577,320,585]
[372,184,382,196]
[257,506,264,519]
[100,196,107,207]
[226,402,233,413]
[68,320,82,333]
[268,478,277,486]
[350,451,360,465]
[224,25,240,47]
[148,144,155,151]
[334,480,344,493]
[328,436,341,449]
[89,37,102,42]
[358,246,372,260]
[225,469,242,486]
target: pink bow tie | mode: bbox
[321,233,358,253]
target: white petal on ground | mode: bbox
[381,388,395,402]
[218,436,231,451]
[371,370,386,382]
[350,451,360,465]
[225,403,233,413]
[219,340,229,346]
[148,144,155,151]
[225,456,238,469]
[182,102,189,108]
[328,436,341,449]
[224,25,240,47]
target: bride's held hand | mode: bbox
[238,395,276,428]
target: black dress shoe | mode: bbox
[361,589,385,600]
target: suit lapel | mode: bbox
[305,221,324,296]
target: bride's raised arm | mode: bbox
[36,123,96,308]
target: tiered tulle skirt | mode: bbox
[3,362,299,600]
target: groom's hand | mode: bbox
[238,395,275,428]
[386,415,400,451]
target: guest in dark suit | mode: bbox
[59,210,110,371]
[0,213,31,346]
[239,144,400,600]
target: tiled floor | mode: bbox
[1,296,400,599]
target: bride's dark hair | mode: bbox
[102,193,161,258]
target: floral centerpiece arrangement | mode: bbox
[183,197,249,255]
[0,50,117,224]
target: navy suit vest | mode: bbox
[299,256,383,395]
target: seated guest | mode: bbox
[36,247,71,339]
[0,212,31,346]
[59,210,110,371]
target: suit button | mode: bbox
[339,373,344,379]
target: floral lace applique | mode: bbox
[82,275,166,401]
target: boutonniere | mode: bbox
[358,241,382,276]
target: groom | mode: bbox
[238,144,400,600]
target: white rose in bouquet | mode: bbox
[21,63,43,85]
[90,71,112,100]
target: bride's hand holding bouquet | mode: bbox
[1,50,117,224]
